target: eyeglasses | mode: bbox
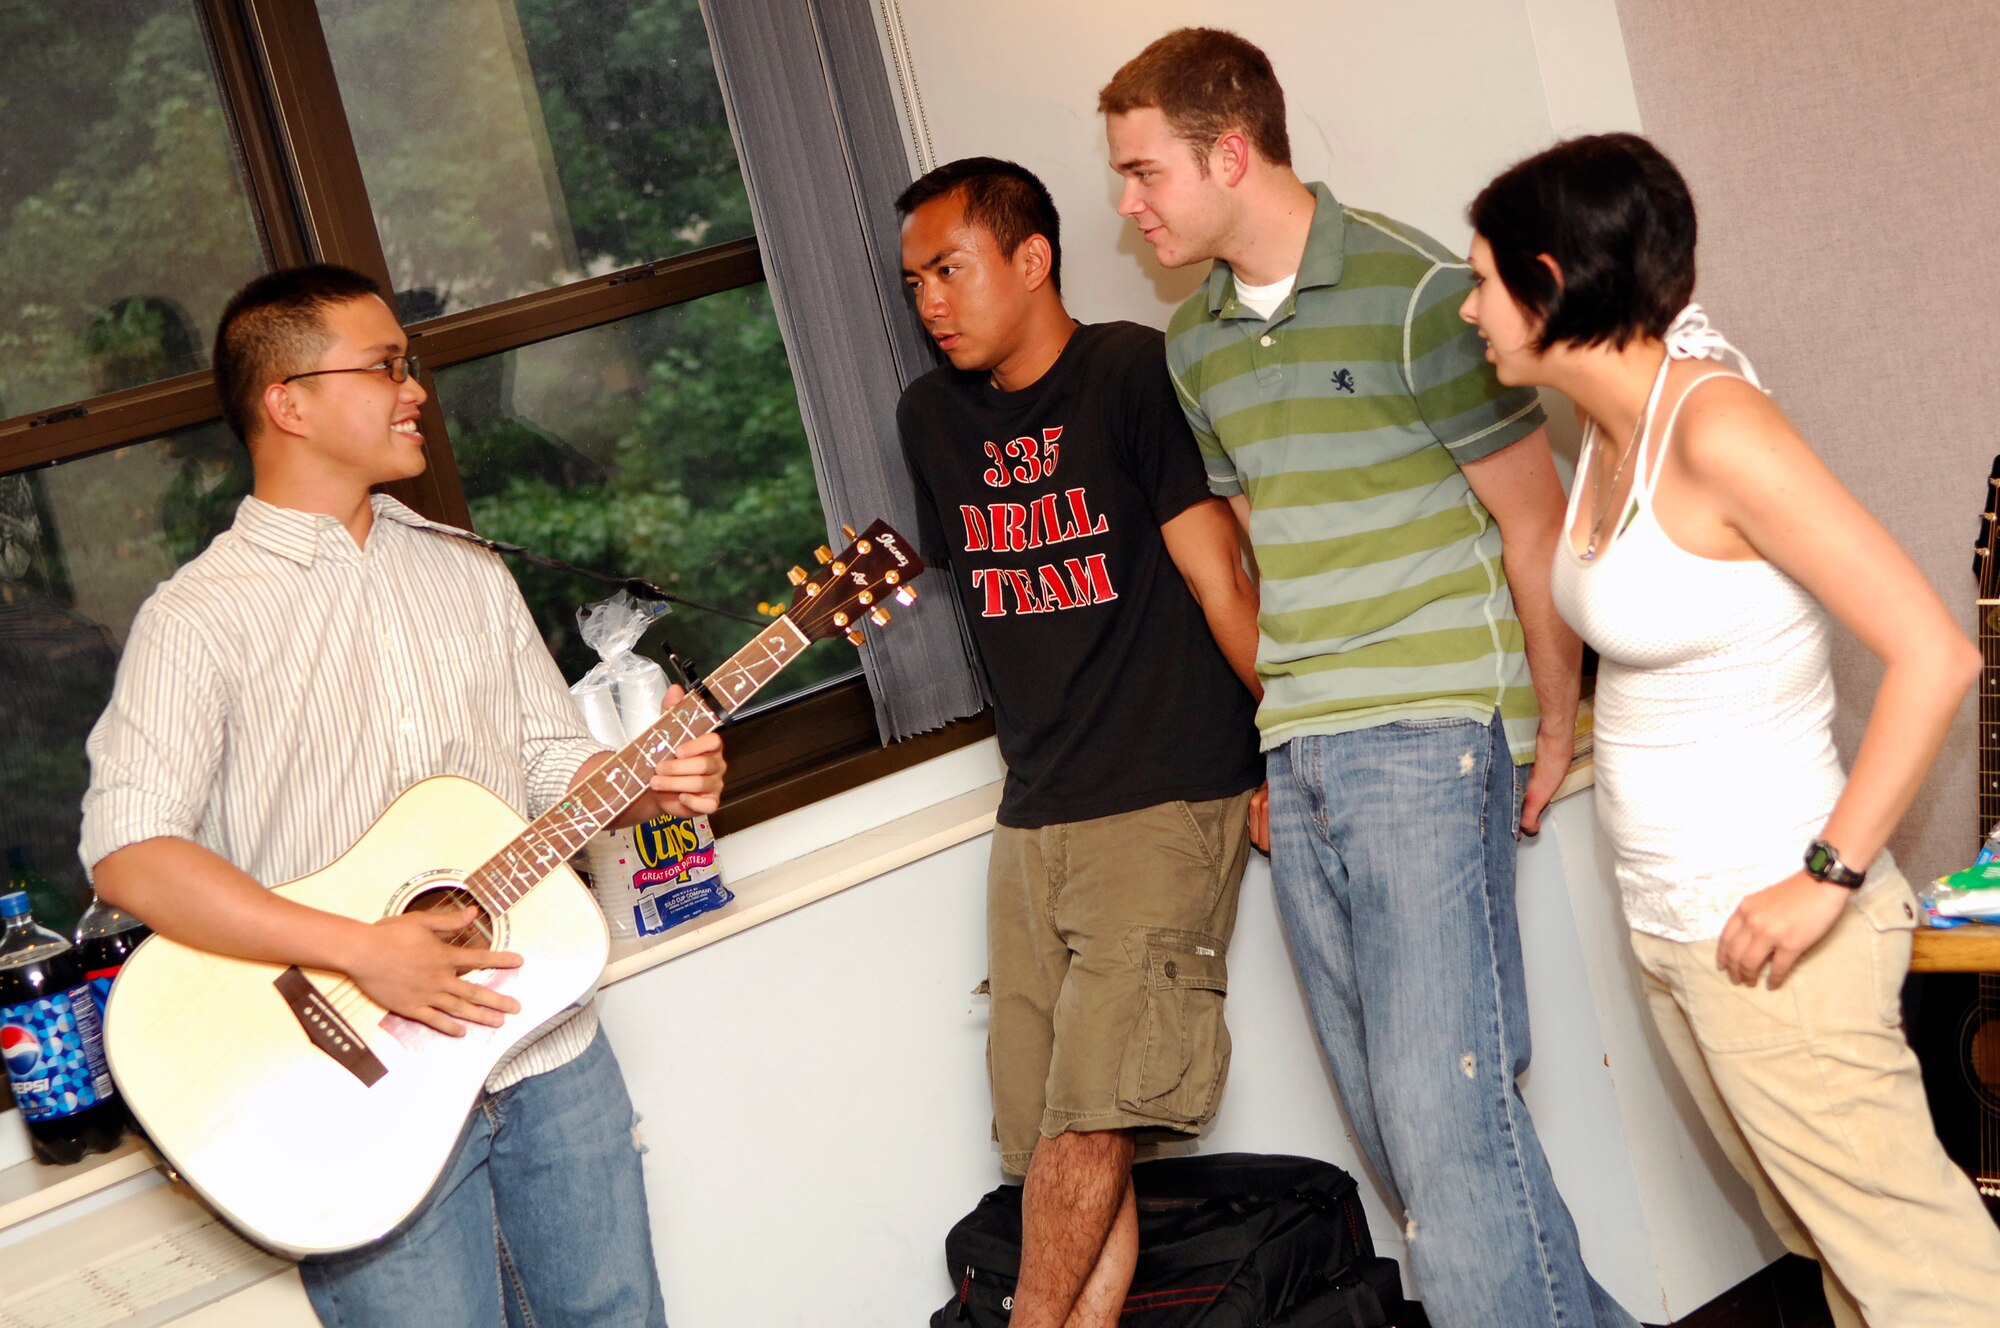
[281,354,422,386]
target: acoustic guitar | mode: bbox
[1910,459,2000,1218]
[102,521,922,1256]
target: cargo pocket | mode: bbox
[1854,869,1918,1028]
[1117,928,1231,1125]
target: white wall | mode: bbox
[875,0,1640,333]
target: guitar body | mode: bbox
[1910,972,2000,1215]
[1910,452,2000,1223]
[103,775,609,1257]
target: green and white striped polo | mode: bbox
[1165,183,1545,759]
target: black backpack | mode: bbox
[931,1152,1403,1326]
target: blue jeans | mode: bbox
[300,1030,667,1328]
[1266,714,1634,1328]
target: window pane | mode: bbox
[0,426,253,931]
[435,284,853,708]
[0,3,267,422]
[317,0,754,322]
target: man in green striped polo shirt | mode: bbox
[1100,29,1636,1328]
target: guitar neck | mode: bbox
[1984,588,2000,839]
[466,616,813,911]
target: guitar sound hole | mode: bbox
[1957,1008,2000,1114]
[403,886,496,951]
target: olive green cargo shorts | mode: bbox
[985,790,1253,1177]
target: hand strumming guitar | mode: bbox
[339,906,524,1036]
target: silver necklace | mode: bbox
[1581,409,1647,562]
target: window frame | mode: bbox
[0,0,984,835]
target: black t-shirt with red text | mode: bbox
[897,321,1261,829]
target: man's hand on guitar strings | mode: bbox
[343,906,524,1036]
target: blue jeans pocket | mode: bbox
[1384,715,1483,731]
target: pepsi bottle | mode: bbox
[74,894,150,1020]
[75,895,149,1133]
[0,891,123,1164]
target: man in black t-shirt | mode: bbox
[896,158,1263,1328]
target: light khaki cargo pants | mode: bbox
[1631,866,2000,1328]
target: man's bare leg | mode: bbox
[1010,1129,1136,1328]
[1064,1177,1137,1328]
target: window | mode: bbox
[436,286,845,696]
[0,431,250,931]
[313,0,757,319]
[0,0,887,930]
[0,3,265,422]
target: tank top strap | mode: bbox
[1635,370,1743,505]
[1634,302,1768,508]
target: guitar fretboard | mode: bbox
[464,617,812,911]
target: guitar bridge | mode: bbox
[274,967,388,1086]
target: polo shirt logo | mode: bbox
[1330,369,1357,394]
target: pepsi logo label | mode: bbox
[1,989,111,1121]
[1,1023,41,1078]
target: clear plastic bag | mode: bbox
[569,592,672,749]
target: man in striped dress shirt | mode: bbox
[1099,30,1637,1328]
[80,265,724,1326]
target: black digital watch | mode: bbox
[1804,838,1866,889]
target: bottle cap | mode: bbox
[0,892,30,919]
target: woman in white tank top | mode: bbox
[1458,134,1999,1328]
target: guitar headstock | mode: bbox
[783,519,925,645]
[1978,454,2000,596]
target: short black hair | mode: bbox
[212,264,384,445]
[894,157,1062,293]
[1468,133,1696,352]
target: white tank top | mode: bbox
[1548,307,1847,941]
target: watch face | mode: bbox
[1806,843,1834,876]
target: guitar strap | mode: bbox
[412,521,766,627]
[412,521,768,688]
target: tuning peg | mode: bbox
[845,628,866,646]
[857,591,874,606]
[870,607,891,626]
[832,612,850,628]
[895,587,916,606]
[841,523,857,539]
[814,545,833,565]
[786,566,807,586]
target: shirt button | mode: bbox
[1259,334,1274,347]
[1164,960,1179,979]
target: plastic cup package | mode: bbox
[568,592,732,940]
